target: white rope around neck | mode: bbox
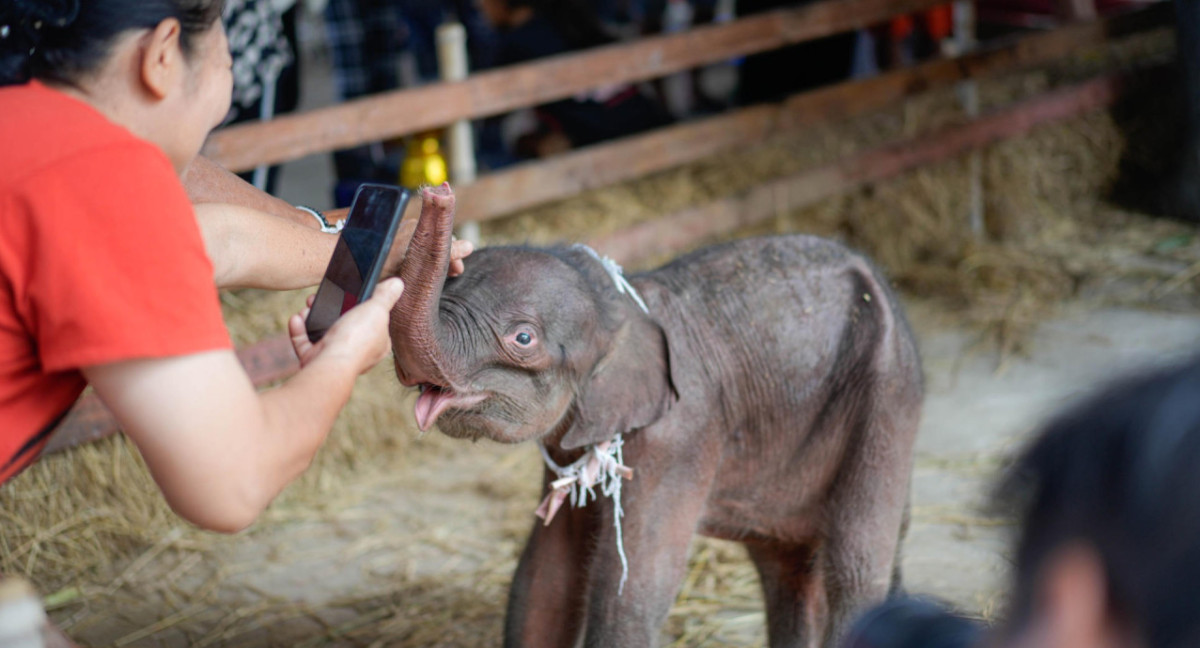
[572,244,649,314]
[536,435,634,594]
[529,245,647,594]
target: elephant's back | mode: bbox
[636,234,906,411]
[643,234,858,291]
[635,234,920,541]
[640,235,889,341]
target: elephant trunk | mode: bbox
[390,183,457,389]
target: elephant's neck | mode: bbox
[540,412,588,465]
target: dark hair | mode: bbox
[842,596,984,648]
[0,0,224,87]
[509,0,613,51]
[993,356,1200,647]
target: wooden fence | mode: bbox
[47,0,1173,452]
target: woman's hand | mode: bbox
[289,277,405,373]
[449,237,474,277]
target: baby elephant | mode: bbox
[390,185,923,648]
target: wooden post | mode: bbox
[436,21,481,245]
[955,0,985,238]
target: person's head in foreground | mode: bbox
[842,596,984,648]
[844,356,1200,648]
[989,355,1200,648]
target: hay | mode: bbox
[665,539,766,647]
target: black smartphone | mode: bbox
[304,184,411,343]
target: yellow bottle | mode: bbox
[400,131,449,188]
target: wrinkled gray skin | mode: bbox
[390,186,923,648]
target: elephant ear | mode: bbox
[560,315,677,450]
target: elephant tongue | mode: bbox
[415,385,455,431]
[414,385,488,431]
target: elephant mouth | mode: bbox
[415,384,489,431]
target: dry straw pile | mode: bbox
[2,27,1197,647]
[483,28,1196,356]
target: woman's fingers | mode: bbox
[448,239,474,277]
[340,277,404,372]
[369,277,405,310]
[288,310,316,366]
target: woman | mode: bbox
[0,0,402,534]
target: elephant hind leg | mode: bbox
[818,389,920,646]
[745,541,827,648]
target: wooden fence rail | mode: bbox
[587,72,1133,264]
[454,3,1170,223]
[203,0,950,172]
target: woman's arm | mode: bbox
[195,202,471,290]
[183,155,346,226]
[81,279,405,533]
[195,202,337,290]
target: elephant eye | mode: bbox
[515,332,533,346]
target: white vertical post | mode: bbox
[0,578,47,648]
[1059,0,1098,22]
[661,0,695,119]
[954,0,984,239]
[436,21,481,244]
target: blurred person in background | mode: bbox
[843,597,984,648]
[736,0,857,105]
[322,0,420,204]
[221,0,301,194]
[478,0,671,158]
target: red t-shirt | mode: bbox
[0,81,232,484]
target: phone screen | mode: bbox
[305,184,410,342]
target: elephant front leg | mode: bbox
[579,479,710,647]
[505,500,598,648]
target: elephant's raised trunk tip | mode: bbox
[423,181,453,197]
[389,182,457,391]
